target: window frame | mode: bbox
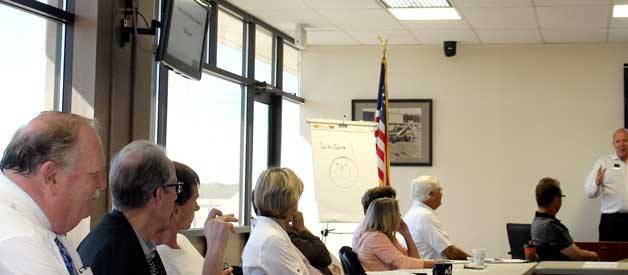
[155,0,304,226]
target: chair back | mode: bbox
[339,246,366,275]
[506,223,531,259]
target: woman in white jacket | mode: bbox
[242,167,321,275]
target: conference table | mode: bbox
[366,261,628,275]
[535,261,628,275]
[366,262,537,275]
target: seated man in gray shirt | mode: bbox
[531,177,599,261]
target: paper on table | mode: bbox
[582,262,619,269]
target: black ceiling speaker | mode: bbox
[443,41,457,57]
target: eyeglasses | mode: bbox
[164,182,184,194]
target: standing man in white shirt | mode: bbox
[0,111,107,274]
[585,128,628,241]
[404,176,469,260]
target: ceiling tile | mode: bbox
[400,20,470,30]
[227,0,618,45]
[541,28,607,43]
[249,8,334,34]
[319,9,403,31]
[533,0,611,6]
[348,30,418,45]
[536,6,610,28]
[452,0,533,8]
[409,29,479,44]
[610,18,628,28]
[461,7,538,29]
[476,29,542,43]
[302,0,382,9]
[609,28,628,42]
[226,0,307,11]
[307,30,360,45]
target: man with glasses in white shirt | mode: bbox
[585,128,628,241]
[0,112,106,275]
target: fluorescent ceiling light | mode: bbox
[613,5,628,17]
[389,8,461,20]
[381,0,451,8]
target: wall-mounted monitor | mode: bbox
[158,0,209,80]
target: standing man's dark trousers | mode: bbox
[599,212,628,241]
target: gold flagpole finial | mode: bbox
[377,36,389,57]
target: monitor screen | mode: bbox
[158,0,208,80]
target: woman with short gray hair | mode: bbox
[242,167,321,275]
[253,167,303,219]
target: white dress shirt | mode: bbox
[403,201,453,259]
[156,233,204,275]
[242,216,321,275]
[0,173,91,275]
[585,154,628,213]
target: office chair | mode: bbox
[339,246,366,275]
[506,223,531,259]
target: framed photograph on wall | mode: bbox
[351,99,433,166]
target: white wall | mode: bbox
[296,44,628,258]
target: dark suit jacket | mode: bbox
[78,210,164,275]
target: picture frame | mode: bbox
[351,99,433,166]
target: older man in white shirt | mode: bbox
[403,176,469,260]
[585,128,628,241]
[0,112,107,274]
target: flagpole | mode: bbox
[378,36,391,186]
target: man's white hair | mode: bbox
[411,175,441,202]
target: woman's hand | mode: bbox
[398,219,410,236]
[289,211,307,233]
[398,219,420,258]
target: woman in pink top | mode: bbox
[355,198,434,271]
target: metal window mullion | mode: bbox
[60,0,74,112]
[243,21,254,78]
[267,37,283,167]
[240,16,258,224]
[268,95,282,166]
[156,64,169,147]
[202,64,252,86]
[241,85,255,225]
[52,19,63,111]
[275,37,283,90]
[207,2,218,66]
[270,34,276,86]
[60,19,73,112]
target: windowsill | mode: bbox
[181,226,251,237]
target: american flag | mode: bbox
[375,55,391,186]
